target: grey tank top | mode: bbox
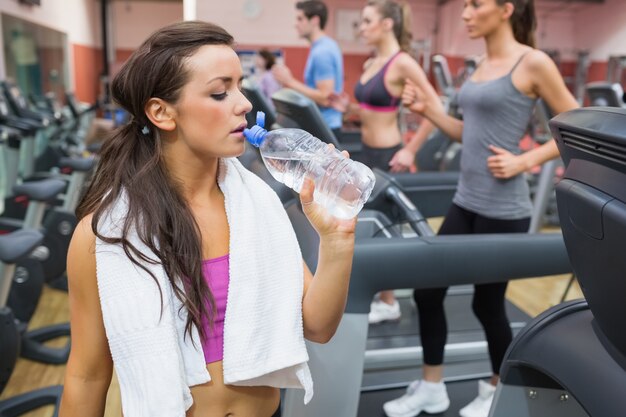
[454,54,537,220]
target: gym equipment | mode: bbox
[585,81,626,107]
[463,56,479,80]
[528,99,560,233]
[272,88,363,156]
[0,229,64,416]
[545,49,590,105]
[490,106,626,417]
[0,131,92,289]
[432,54,455,100]
[0,92,95,286]
[0,94,42,211]
[606,55,626,85]
[1,178,71,364]
[65,91,98,123]
[280,169,571,417]
[410,38,432,75]
[1,81,57,175]
[242,103,568,414]
[242,78,277,129]
[2,81,54,127]
[421,55,462,171]
[572,51,591,104]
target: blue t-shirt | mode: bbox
[304,36,343,130]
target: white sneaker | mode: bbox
[383,380,450,417]
[459,380,496,417]
[368,299,401,324]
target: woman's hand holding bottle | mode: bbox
[299,146,357,242]
[300,176,356,243]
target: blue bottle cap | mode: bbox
[243,125,268,147]
[256,111,265,128]
[243,111,268,147]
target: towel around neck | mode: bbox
[95,157,312,417]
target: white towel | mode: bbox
[96,157,312,417]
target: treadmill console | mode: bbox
[551,107,626,369]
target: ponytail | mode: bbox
[367,0,413,52]
[398,1,413,52]
[501,0,536,47]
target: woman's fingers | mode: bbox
[300,177,315,207]
[326,143,350,159]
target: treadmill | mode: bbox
[279,168,571,417]
[254,90,572,414]
[490,107,626,416]
[585,82,626,108]
[271,88,364,157]
[241,78,277,130]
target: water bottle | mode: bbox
[243,112,376,219]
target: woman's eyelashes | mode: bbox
[210,79,244,101]
[211,92,228,101]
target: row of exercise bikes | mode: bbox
[0,79,99,416]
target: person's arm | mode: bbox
[389,55,459,172]
[388,116,437,172]
[328,91,361,114]
[284,76,335,107]
[398,55,464,142]
[59,215,113,417]
[299,178,356,344]
[272,51,337,107]
[487,50,579,179]
[401,80,464,142]
[403,118,437,156]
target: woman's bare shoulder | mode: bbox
[71,214,96,250]
[523,49,556,72]
[67,214,97,289]
[392,52,423,74]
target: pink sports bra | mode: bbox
[199,254,230,364]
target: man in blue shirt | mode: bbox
[273,1,344,135]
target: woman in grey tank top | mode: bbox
[383,2,580,417]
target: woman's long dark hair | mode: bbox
[368,0,413,52]
[498,0,536,47]
[77,21,234,340]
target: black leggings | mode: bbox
[413,203,530,374]
[356,143,403,171]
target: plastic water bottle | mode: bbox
[243,112,376,219]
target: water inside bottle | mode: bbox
[263,152,365,219]
[262,152,314,190]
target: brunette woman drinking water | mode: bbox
[59,21,356,417]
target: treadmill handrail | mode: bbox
[347,232,571,313]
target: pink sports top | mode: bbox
[199,254,230,364]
